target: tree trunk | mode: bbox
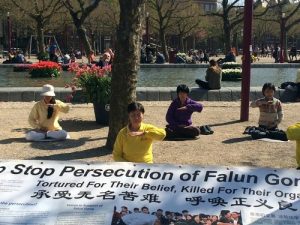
[37,21,45,54]
[179,35,184,52]
[223,17,231,54]
[76,25,92,56]
[160,30,169,62]
[106,0,145,150]
[283,27,288,62]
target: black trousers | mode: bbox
[166,126,200,139]
[195,79,209,89]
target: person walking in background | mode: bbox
[26,84,70,141]
[273,43,280,63]
[195,59,222,90]
[113,102,166,163]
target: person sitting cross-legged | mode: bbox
[26,84,70,141]
[165,84,211,140]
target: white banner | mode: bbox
[0,160,300,225]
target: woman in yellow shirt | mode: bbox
[113,102,166,163]
[26,84,70,141]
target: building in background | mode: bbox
[194,0,217,12]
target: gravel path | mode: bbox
[0,101,298,169]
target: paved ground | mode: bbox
[0,101,298,169]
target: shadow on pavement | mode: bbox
[0,136,107,151]
[0,137,28,144]
[29,146,111,160]
[208,120,242,127]
[222,136,252,144]
[59,119,106,132]
[29,137,107,150]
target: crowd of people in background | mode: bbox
[112,206,243,225]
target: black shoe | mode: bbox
[205,125,214,134]
[200,126,210,135]
[243,126,255,134]
[297,167,300,170]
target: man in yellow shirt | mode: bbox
[26,84,70,141]
[113,102,166,163]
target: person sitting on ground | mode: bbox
[250,83,283,131]
[175,54,186,64]
[15,50,26,63]
[165,84,211,139]
[113,102,166,163]
[224,50,236,62]
[105,48,114,64]
[195,59,222,90]
[62,52,71,64]
[26,84,70,141]
[155,51,165,64]
[97,52,111,68]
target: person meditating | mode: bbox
[165,84,211,139]
[195,59,222,90]
[26,84,70,141]
[113,102,166,163]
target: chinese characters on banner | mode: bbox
[0,160,299,224]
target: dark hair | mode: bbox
[47,97,56,119]
[262,82,276,95]
[141,206,149,211]
[209,59,217,66]
[176,84,189,94]
[127,102,145,114]
[220,210,230,217]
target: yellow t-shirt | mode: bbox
[28,99,70,131]
[286,122,300,140]
[113,123,166,163]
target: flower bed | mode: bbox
[221,62,242,81]
[222,68,242,81]
[29,61,61,78]
[66,63,112,104]
[221,62,241,69]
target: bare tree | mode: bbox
[106,0,145,150]
[62,0,102,56]
[10,0,63,54]
[148,0,190,62]
[256,0,300,61]
[170,1,202,52]
[206,0,244,53]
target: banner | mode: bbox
[0,160,300,225]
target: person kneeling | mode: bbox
[26,84,70,141]
[165,84,205,140]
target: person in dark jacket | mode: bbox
[165,84,203,139]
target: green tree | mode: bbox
[106,0,145,150]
